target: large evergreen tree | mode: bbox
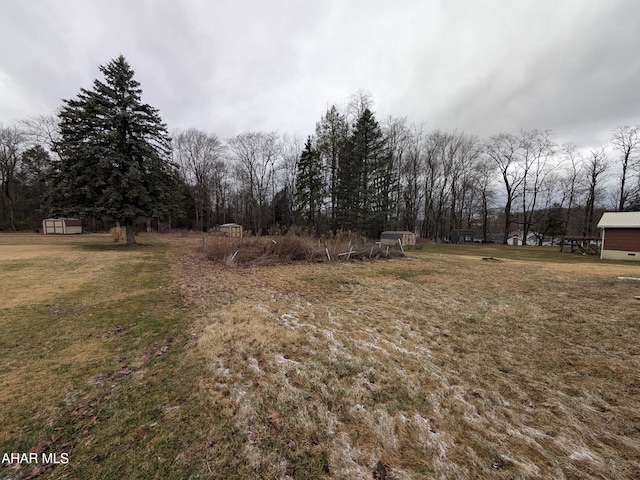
[294,136,324,233]
[16,145,51,229]
[50,55,180,244]
[337,108,389,237]
[316,105,348,230]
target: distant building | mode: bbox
[450,229,475,244]
[42,218,82,235]
[218,223,243,238]
[380,231,416,247]
[597,212,640,261]
[507,234,520,246]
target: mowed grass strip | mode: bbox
[0,234,210,479]
[175,241,640,479]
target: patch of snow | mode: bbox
[352,338,386,353]
[413,413,450,459]
[248,357,262,375]
[233,389,247,404]
[274,353,300,366]
[569,447,594,461]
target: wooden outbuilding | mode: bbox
[597,211,640,261]
[380,231,416,247]
[219,223,243,238]
[42,218,82,235]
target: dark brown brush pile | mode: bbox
[202,235,404,266]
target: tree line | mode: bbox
[1,56,639,244]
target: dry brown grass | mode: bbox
[0,233,158,311]
[0,246,137,309]
[0,233,209,480]
[201,232,402,266]
[170,240,640,479]
[2,232,638,479]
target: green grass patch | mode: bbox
[416,242,604,263]
[0,234,211,479]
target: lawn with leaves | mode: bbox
[0,233,210,479]
[1,234,639,479]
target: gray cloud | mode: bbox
[1,0,639,148]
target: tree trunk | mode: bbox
[3,182,16,230]
[125,222,136,245]
[503,198,512,245]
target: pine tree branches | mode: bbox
[50,55,180,243]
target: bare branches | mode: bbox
[227,131,281,235]
[19,114,61,158]
[173,128,226,231]
[610,124,640,211]
[0,124,28,230]
[582,148,609,236]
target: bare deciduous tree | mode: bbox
[382,115,410,229]
[346,89,374,126]
[485,132,525,244]
[558,143,583,235]
[610,124,640,211]
[173,128,226,231]
[20,114,61,159]
[519,129,555,244]
[401,123,427,233]
[582,148,608,237]
[0,125,27,230]
[473,156,497,243]
[228,131,280,235]
[275,133,303,230]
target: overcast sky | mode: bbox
[1,0,639,150]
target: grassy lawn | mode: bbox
[417,241,606,264]
[1,234,640,479]
[0,233,211,479]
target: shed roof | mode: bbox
[597,212,640,228]
[380,231,413,238]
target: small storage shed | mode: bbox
[597,211,640,261]
[450,229,475,244]
[219,223,243,238]
[507,234,520,246]
[380,231,416,247]
[42,218,82,235]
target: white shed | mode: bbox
[42,218,82,235]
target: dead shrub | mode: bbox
[110,227,124,243]
[226,236,314,266]
[202,236,240,261]
[203,233,404,266]
[272,236,314,261]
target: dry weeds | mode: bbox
[110,226,125,242]
[170,239,640,479]
[201,232,403,267]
